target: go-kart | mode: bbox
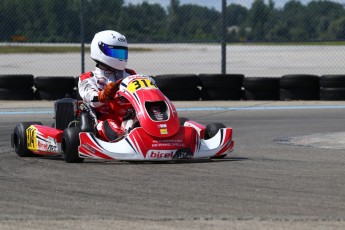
[11,74,234,163]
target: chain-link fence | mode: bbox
[1,0,345,77]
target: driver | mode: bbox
[78,30,136,142]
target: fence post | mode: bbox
[80,0,85,74]
[221,0,226,74]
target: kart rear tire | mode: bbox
[205,123,227,159]
[12,122,42,157]
[62,127,84,163]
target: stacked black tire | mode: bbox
[154,74,201,100]
[279,74,320,100]
[243,77,280,100]
[4,73,345,101]
[320,75,345,100]
[0,74,34,100]
[199,74,244,100]
[34,76,76,100]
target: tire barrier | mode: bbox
[279,74,320,100]
[199,74,244,100]
[320,75,345,100]
[0,74,34,100]
[34,76,76,100]
[3,74,345,101]
[74,76,82,100]
[243,77,280,100]
[154,74,201,100]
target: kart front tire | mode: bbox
[205,123,227,159]
[179,117,189,126]
[12,122,42,157]
[62,127,84,163]
[204,123,226,140]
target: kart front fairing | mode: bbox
[78,125,234,161]
[77,75,234,161]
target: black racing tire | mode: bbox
[205,123,227,159]
[34,89,74,100]
[199,74,244,89]
[161,88,201,101]
[179,117,189,126]
[204,123,226,140]
[62,127,83,163]
[201,88,243,100]
[243,77,280,90]
[34,76,76,90]
[280,74,320,89]
[0,88,34,100]
[320,75,345,88]
[154,74,200,90]
[320,88,345,100]
[0,74,34,89]
[280,88,320,100]
[244,89,279,100]
[12,122,42,157]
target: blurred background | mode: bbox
[0,0,345,77]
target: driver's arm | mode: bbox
[98,82,118,103]
[78,74,103,108]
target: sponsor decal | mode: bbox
[97,79,107,87]
[37,136,58,152]
[158,124,167,128]
[26,126,38,151]
[38,141,48,151]
[152,139,184,148]
[160,128,168,135]
[173,148,193,159]
[47,137,58,152]
[97,77,108,86]
[118,37,127,42]
[147,150,175,159]
[81,143,96,155]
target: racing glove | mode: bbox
[98,82,119,103]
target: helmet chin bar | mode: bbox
[96,61,121,72]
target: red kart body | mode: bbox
[12,75,234,162]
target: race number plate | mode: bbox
[127,78,156,93]
[26,125,38,151]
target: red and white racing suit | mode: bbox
[78,66,136,141]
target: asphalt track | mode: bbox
[0,101,345,229]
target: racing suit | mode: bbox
[78,66,136,142]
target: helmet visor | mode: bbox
[99,42,128,60]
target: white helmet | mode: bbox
[90,30,128,70]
